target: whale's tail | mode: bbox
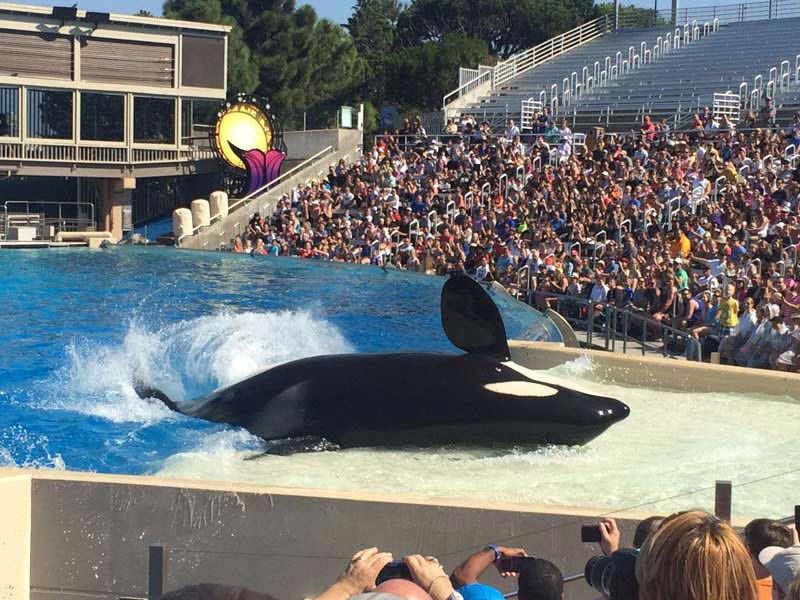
[133,381,182,414]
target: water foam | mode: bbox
[49,310,353,424]
[0,425,65,470]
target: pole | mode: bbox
[614,0,620,29]
[671,0,678,26]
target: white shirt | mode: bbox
[590,282,609,303]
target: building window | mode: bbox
[134,96,175,144]
[181,98,219,145]
[0,87,18,137]
[27,88,73,139]
[80,93,124,142]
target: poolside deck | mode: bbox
[0,240,88,249]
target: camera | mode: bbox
[376,561,412,585]
[584,549,639,600]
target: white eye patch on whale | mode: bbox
[483,382,559,397]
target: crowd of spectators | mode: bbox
[232,109,800,372]
[159,511,800,600]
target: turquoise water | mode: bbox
[0,247,557,473]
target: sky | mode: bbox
[19,0,756,25]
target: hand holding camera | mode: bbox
[403,555,454,600]
[493,546,529,577]
[338,547,394,595]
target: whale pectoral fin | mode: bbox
[133,381,181,414]
[441,274,510,359]
[243,436,339,459]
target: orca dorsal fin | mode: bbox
[441,275,510,360]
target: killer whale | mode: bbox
[139,275,629,450]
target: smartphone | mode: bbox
[376,561,412,585]
[496,556,536,573]
[795,505,800,531]
[581,525,603,543]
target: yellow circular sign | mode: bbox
[214,102,273,171]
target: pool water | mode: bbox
[1,248,797,519]
[0,247,556,473]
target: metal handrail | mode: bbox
[497,15,611,87]
[178,145,335,245]
[4,200,95,234]
[533,290,702,361]
[443,67,494,108]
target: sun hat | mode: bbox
[759,545,800,591]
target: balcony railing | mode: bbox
[0,140,215,165]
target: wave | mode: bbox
[47,310,353,424]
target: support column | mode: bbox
[671,0,679,26]
[97,178,135,240]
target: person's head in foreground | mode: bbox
[315,547,455,600]
[161,584,280,600]
[635,510,758,600]
[517,558,563,600]
[743,518,792,581]
[759,543,800,600]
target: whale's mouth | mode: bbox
[333,419,624,450]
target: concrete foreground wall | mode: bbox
[1,470,654,600]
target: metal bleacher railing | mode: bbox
[443,14,614,112]
[448,0,800,135]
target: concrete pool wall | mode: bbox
[0,344,791,600]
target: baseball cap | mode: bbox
[759,545,800,591]
[458,584,505,600]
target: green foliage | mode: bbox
[163,0,609,125]
[397,0,599,59]
[385,34,489,110]
[595,2,664,28]
[164,0,360,127]
[347,0,403,100]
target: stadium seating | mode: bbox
[459,17,800,133]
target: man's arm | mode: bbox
[450,545,527,588]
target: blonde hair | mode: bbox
[636,510,758,600]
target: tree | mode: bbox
[135,10,156,17]
[163,0,363,127]
[595,3,664,28]
[347,0,403,101]
[396,0,597,59]
[385,34,489,110]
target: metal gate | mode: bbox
[713,91,740,123]
[521,98,544,131]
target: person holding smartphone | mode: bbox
[450,545,563,600]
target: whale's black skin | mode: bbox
[142,275,630,450]
[182,352,629,447]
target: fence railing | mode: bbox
[3,200,96,238]
[516,289,702,361]
[0,141,214,166]
[495,15,613,88]
[177,146,336,246]
[443,66,494,108]
[656,0,800,26]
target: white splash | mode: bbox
[47,310,353,424]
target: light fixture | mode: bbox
[86,11,111,27]
[52,6,78,26]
